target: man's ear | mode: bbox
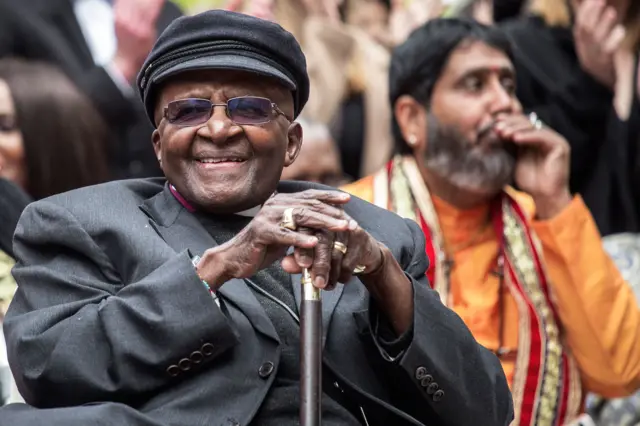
[284,121,303,167]
[394,95,428,152]
[152,129,163,168]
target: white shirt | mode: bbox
[73,0,116,67]
[72,0,133,95]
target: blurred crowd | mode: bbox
[1,0,640,425]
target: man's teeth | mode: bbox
[198,158,244,163]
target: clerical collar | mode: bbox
[169,184,262,217]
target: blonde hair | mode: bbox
[528,0,640,50]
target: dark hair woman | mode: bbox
[0,59,112,407]
[0,58,110,201]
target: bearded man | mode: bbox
[344,18,640,425]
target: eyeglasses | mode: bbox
[164,96,291,127]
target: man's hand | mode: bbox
[278,199,414,336]
[495,114,572,220]
[196,190,351,288]
[197,188,413,334]
[574,0,626,89]
[111,0,165,83]
[280,212,386,291]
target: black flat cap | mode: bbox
[137,10,309,126]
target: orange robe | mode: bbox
[343,156,640,422]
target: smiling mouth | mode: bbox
[196,157,247,164]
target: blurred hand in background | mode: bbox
[111,0,166,83]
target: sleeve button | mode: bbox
[258,361,275,378]
[178,358,192,371]
[201,343,215,356]
[420,375,433,387]
[166,365,180,377]
[415,366,427,380]
[190,351,204,364]
[427,383,439,395]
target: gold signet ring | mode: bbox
[353,265,366,275]
[333,241,348,255]
[280,208,296,231]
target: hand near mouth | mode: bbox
[494,114,571,220]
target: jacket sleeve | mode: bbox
[365,219,514,426]
[4,200,240,408]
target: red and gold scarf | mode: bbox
[371,156,582,426]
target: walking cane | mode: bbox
[300,267,322,426]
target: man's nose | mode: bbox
[198,106,241,143]
[488,84,515,115]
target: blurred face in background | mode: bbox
[0,79,26,190]
[280,128,345,186]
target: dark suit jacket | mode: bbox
[3,179,513,426]
[0,0,182,179]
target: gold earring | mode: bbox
[407,135,418,146]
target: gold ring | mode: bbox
[353,265,366,275]
[333,241,347,255]
[280,208,296,231]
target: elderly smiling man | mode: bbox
[0,10,513,426]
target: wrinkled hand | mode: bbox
[281,211,386,291]
[196,189,411,334]
[495,114,572,219]
[198,190,351,288]
[272,195,412,337]
[574,0,626,89]
[111,0,164,83]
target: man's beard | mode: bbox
[423,114,517,196]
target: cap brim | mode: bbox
[151,54,297,90]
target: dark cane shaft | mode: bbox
[300,268,322,426]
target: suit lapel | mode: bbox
[139,185,279,343]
